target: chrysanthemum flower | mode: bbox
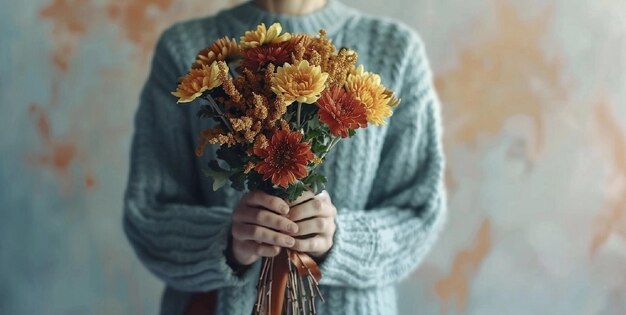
[316,87,367,138]
[383,88,401,108]
[345,65,398,125]
[241,41,294,70]
[172,62,225,103]
[253,129,314,188]
[289,34,313,51]
[192,37,240,69]
[271,60,329,105]
[240,23,291,49]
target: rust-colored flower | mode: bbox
[240,23,291,49]
[241,41,294,70]
[316,86,368,138]
[271,60,329,105]
[192,37,240,69]
[172,62,224,103]
[289,34,313,51]
[253,129,314,188]
[345,65,398,125]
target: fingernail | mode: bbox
[285,238,295,246]
[288,224,298,233]
[281,206,289,214]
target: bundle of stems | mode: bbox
[254,250,324,315]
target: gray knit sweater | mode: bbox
[123,1,447,314]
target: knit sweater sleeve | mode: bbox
[319,32,447,288]
[123,27,258,292]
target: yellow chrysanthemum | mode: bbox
[383,88,401,108]
[271,60,329,105]
[192,37,240,69]
[172,62,225,103]
[345,65,398,125]
[240,23,291,49]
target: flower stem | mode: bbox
[310,136,340,172]
[324,137,341,157]
[203,94,234,132]
[297,102,302,130]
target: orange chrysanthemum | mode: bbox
[289,34,313,51]
[271,60,329,105]
[316,86,368,138]
[192,37,240,69]
[172,62,225,103]
[240,22,291,49]
[345,65,398,125]
[241,41,294,70]
[253,129,314,188]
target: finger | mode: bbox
[236,239,281,258]
[293,217,335,236]
[232,223,296,247]
[245,191,290,214]
[291,235,331,254]
[288,197,328,222]
[317,190,333,203]
[233,207,298,234]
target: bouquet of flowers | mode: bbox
[171,22,399,315]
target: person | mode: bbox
[123,0,447,314]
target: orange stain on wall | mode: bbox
[28,104,78,193]
[37,0,100,193]
[85,174,96,188]
[40,0,98,72]
[590,101,626,255]
[50,43,73,72]
[434,219,492,315]
[436,1,565,159]
[40,0,93,35]
[106,0,175,52]
[27,104,96,193]
[39,0,97,72]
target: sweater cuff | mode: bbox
[318,210,377,286]
[211,223,261,288]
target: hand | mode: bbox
[230,191,300,266]
[288,190,337,258]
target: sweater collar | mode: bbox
[221,0,357,36]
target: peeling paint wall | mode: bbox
[1,0,625,314]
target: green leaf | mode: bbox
[287,181,306,202]
[312,141,328,153]
[208,160,226,172]
[229,171,247,191]
[246,171,262,190]
[304,129,322,141]
[307,114,321,130]
[302,172,327,195]
[217,146,245,168]
[204,168,231,191]
[313,174,327,194]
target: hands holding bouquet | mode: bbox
[170,22,398,315]
[231,190,336,266]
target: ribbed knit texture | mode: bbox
[123,1,447,314]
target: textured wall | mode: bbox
[1,0,625,314]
